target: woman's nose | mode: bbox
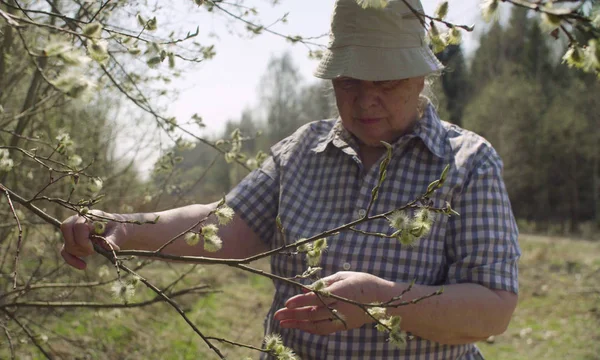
[356,82,380,110]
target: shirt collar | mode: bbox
[311,104,446,158]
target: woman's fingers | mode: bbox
[60,215,94,269]
[72,216,94,254]
[275,303,338,322]
[285,291,337,309]
[60,245,87,270]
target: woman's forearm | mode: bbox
[122,203,214,252]
[119,202,267,259]
[379,281,518,344]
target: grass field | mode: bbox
[2,233,599,359]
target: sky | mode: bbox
[120,0,510,176]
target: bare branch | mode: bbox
[0,322,16,360]
[2,285,215,309]
[0,184,24,289]
[3,309,52,360]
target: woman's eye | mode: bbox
[375,80,401,89]
[336,79,359,89]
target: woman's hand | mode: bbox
[274,271,394,335]
[60,211,130,270]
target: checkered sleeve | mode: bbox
[226,154,280,248]
[445,147,521,294]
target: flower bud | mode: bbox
[427,179,441,193]
[388,330,407,348]
[264,334,282,351]
[201,224,218,237]
[398,230,417,246]
[128,47,142,55]
[296,241,311,253]
[310,279,326,291]
[313,238,327,251]
[185,232,200,246]
[415,208,433,225]
[203,233,223,252]
[215,205,235,225]
[409,222,431,238]
[68,154,82,168]
[82,22,103,38]
[481,0,499,23]
[0,149,14,172]
[87,40,109,64]
[93,221,106,235]
[146,17,157,31]
[562,45,584,68]
[446,27,462,46]
[306,249,322,267]
[136,14,146,27]
[367,307,388,320]
[224,152,236,163]
[434,1,449,20]
[88,177,103,194]
[166,54,175,70]
[388,210,411,230]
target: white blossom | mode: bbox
[185,232,200,246]
[215,205,235,225]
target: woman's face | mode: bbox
[332,76,425,147]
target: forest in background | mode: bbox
[160,7,600,238]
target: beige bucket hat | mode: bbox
[314,0,444,81]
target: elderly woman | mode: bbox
[61,0,520,359]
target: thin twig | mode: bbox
[211,1,325,49]
[0,322,15,360]
[2,286,215,309]
[400,0,473,31]
[101,255,227,359]
[315,291,348,329]
[154,212,213,253]
[89,0,111,23]
[0,7,22,26]
[206,336,270,354]
[3,310,52,360]
[1,184,23,289]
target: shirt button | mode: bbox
[357,209,367,217]
[342,262,351,270]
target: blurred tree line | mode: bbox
[461,8,599,235]
[161,8,599,237]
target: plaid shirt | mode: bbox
[228,105,520,360]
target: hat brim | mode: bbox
[314,45,444,81]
